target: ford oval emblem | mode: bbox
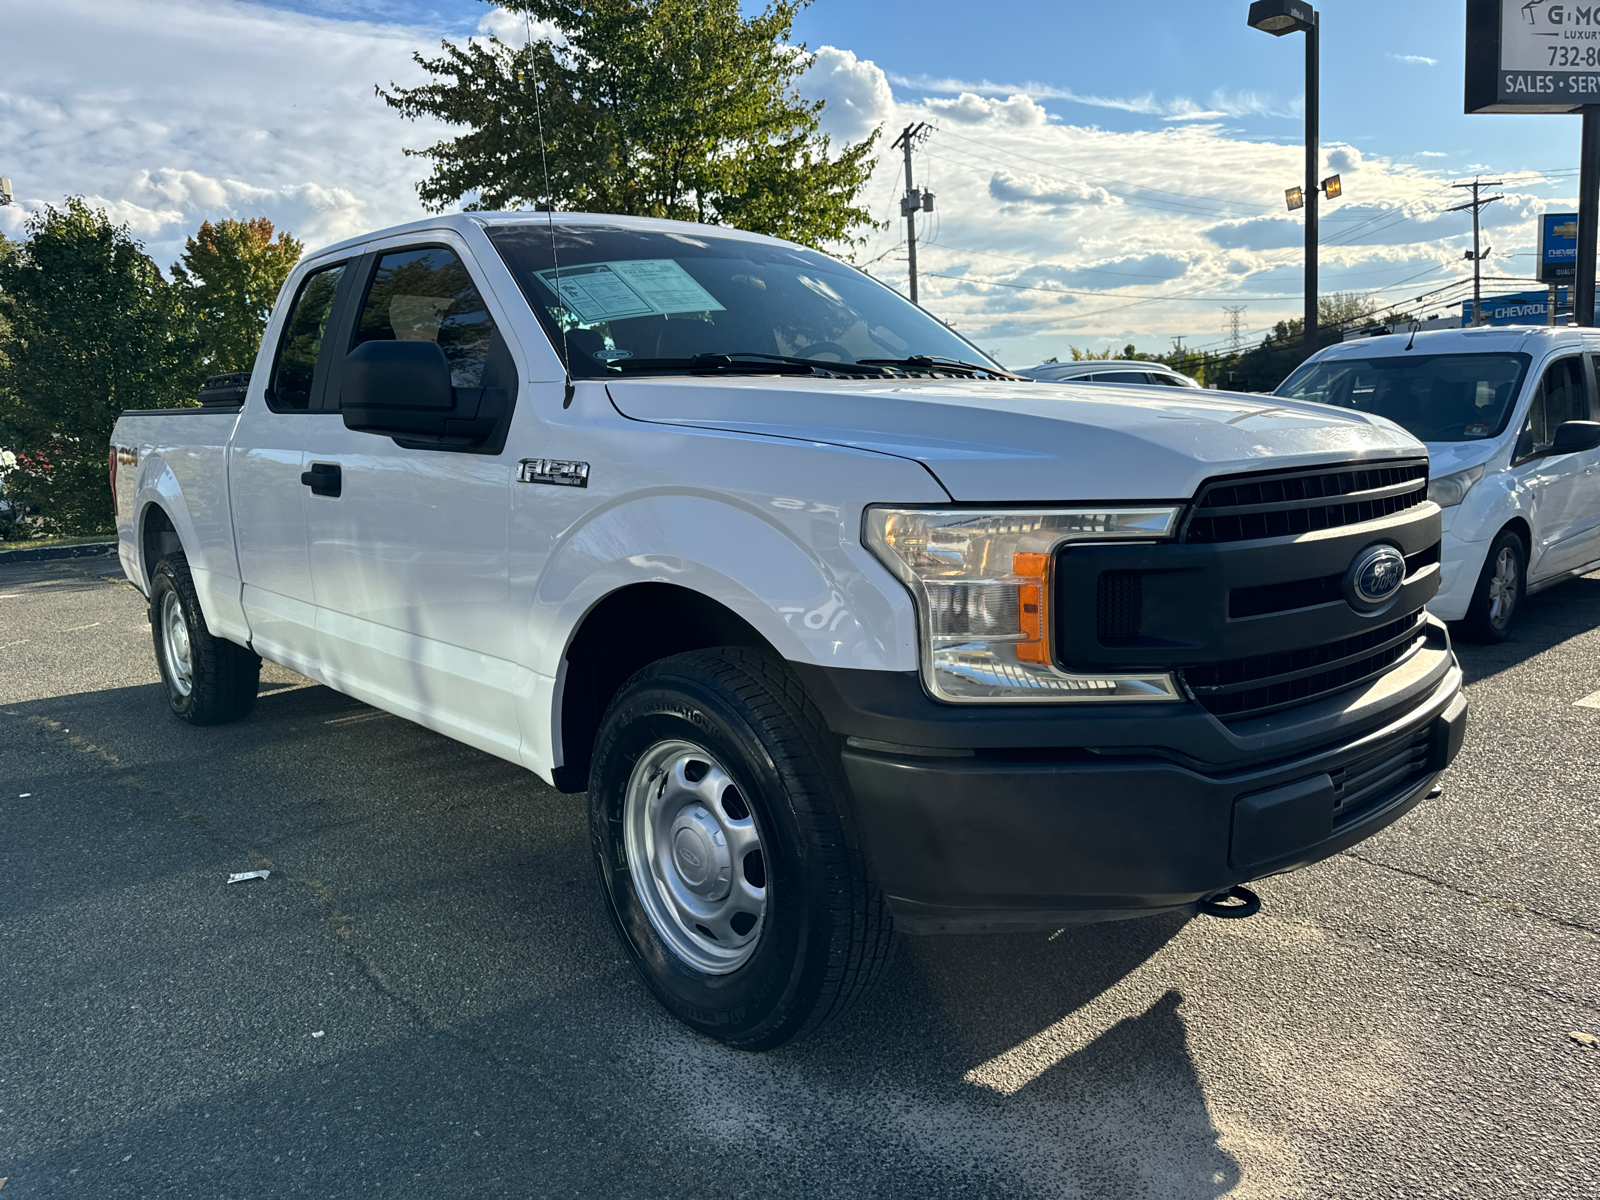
[1344,544,1407,613]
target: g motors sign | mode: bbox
[1467,0,1600,111]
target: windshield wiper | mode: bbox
[606,353,897,377]
[855,355,1028,381]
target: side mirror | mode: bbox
[340,340,455,437]
[1551,419,1600,455]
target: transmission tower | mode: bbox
[1222,305,1247,353]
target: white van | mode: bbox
[1276,327,1600,640]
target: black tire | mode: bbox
[1456,528,1526,644]
[150,553,261,725]
[588,648,893,1050]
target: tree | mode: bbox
[378,0,880,249]
[174,218,302,378]
[0,200,191,535]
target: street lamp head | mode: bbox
[1247,0,1316,36]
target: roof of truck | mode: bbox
[306,211,800,263]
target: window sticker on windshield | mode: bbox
[536,259,725,322]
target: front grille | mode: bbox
[1096,571,1143,641]
[1184,609,1429,721]
[1228,540,1443,619]
[1332,725,1435,827]
[1185,459,1428,545]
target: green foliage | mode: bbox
[378,0,880,249]
[173,218,303,376]
[0,199,190,535]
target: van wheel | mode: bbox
[1457,529,1525,644]
[150,553,261,725]
[587,648,893,1050]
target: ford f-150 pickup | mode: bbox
[110,212,1467,1048]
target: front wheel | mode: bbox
[1456,529,1526,644]
[150,553,261,725]
[588,648,893,1050]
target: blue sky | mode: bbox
[1,0,1589,364]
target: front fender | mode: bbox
[531,492,921,678]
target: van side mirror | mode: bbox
[1551,420,1600,455]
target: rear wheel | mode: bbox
[588,648,893,1050]
[150,553,261,725]
[1456,529,1525,644]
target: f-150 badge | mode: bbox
[518,458,590,488]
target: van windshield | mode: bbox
[486,224,996,379]
[1275,352,1531,442]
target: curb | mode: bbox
[0,541,118,565]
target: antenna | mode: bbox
[525,15,574,407]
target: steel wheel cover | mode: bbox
[622,739,769,975]
[161,590,194,697]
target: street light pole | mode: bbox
[1303,13,1318,353]
[1248,0,1320,354]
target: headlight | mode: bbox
[1426,464,1485,508]
[864,506,1185,703]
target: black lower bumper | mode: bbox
[796,629,1466,933]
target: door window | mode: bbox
[267,263,346,412]
[1524,357,1589,450]
[349,247,497,389]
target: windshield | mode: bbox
[1275,352,1531,442]
[486,224,996,379]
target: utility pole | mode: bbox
[1449,177,1503,327]
[1222,305,1247,354]
[891,123,933,305]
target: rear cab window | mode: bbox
[267,263,347,412]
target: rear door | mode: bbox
[300,239,524,761]
[230,259,356,677]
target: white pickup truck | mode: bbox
[111,212,1467,1048]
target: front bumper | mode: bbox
[796,625,1466,932]
[1426,529,1488,623]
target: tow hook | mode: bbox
[1197,885,1261,919]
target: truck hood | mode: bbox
[606,377,1425,502]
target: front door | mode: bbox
[301,242,524,762]
[1515,354,1600,582]
[230,259,354,678]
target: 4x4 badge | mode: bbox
[518,459,589,488]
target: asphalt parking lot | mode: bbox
[2,554,1598,1199]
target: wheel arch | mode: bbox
[139,500,184,590]
[550,582,782,792]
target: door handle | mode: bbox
[301,462,341,497]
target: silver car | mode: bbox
[1018,360,1201,388]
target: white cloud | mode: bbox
[798,46,894,143]
[476,7,565,48]
[925,93,1049,127]
[0,0,453,266]
[887,73,1300,121]
[1388,53,1439,66]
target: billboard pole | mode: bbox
[1578,111,1600,327]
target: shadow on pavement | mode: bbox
[3,670,1237,1197]
[1452,571,1600,687]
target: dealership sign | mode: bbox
[1462,288,1573,324]
[1538,212,1580,280]
[1467,0,1600,112]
